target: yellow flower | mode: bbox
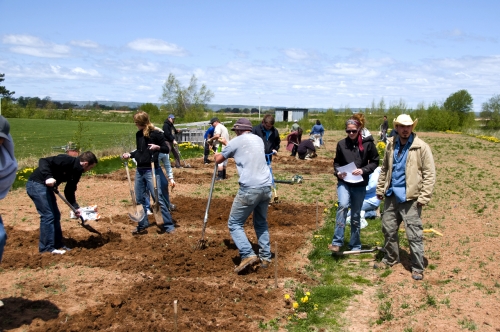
[335,203,338,207]
[293,302,299,309]
[305,292,310,296]
[284,294,290,300]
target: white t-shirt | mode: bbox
[214,123,230,149]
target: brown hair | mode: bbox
[346,113,366,129]
[78,151,98,165]
[262,114,275,125]
[134,111,156,137]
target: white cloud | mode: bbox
[3,34,71,58]
[283,48,310,61]
[137,85,153,91]
[127,38,188,56]
[71,67,100,77]
[70,40,99,48]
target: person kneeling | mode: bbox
[297,137,317,160]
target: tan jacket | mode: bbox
[376,134,436,205]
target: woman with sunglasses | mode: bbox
[329,113,379,253]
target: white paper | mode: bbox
[337,162,363,183]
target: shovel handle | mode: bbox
[53,187,85,225]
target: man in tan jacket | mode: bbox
[375,114,436,281]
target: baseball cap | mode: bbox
[0,116,10,139]
[209,117,219,125]
[168,114,175,119]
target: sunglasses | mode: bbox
[345,130,358,134]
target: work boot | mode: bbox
[234,256,259,273]
[328,244,340,252]
[260,258,272,269]
[216,170,224,181]
[131,227,147,236]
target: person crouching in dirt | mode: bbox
[286,128,302,157]
[214,118,273,273]
[328,113,379,253]
[122,111,176,235]
[0,116,18,263]
[375,114,436,281]
[26,151,98,255]
[297,136,317,160]
[207,117,230,180]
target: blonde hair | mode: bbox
[134,111,155,137]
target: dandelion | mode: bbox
[284,294,290,300]
[305,292,310,296]
[301,296,308,303]
[293,302,299,309]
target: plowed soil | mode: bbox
[0,143,334,331]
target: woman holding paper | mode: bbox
[329,113,379,252]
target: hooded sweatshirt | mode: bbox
[0,134,17,199]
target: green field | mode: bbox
[9,118,138,159]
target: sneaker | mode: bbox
[327,244,340,252]
[61,246,72,251]
[234,256,259,273]
[412,271,423,280]
[260,258,272,269]
[373,261,390,270]
[51,249,66,255]
[131,227,147,236]
[305,157,312,160]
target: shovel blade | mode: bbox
[128,205,145,223]
[151,202,163,226]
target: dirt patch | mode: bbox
[0,144,332,331]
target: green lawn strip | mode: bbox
[280,208,385,331]
[9,118,136,159]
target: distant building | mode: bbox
[274,108,308,122]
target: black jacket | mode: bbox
[333,134,379,187]
[28,154,84,208]
[162,119,178,142]
[130,129,169,169]
[251,124,281,154]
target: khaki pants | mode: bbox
[381,195,424,274]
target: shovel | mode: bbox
[150,161,164,227]
[52,187,101,235]
[175,144,192,168]
[123,161,145,223]
[196,144,222,249]
[332,246,383,255]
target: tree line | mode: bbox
[2,72,500,130]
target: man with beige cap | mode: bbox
[375,114,436,281]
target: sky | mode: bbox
[1,0,499,112]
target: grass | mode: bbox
[9,118,136,159]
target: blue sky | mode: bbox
[1,0,499,111]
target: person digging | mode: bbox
[214,118,273,273]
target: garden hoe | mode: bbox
[150,160,164,227]
[196,144,222,249]
[52,187,101,235]
[123,161,145,223]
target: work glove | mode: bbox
[45,178,56,187]
[170,179,176,188]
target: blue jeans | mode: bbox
[347,200,379,219]
[135,169,175,232]
[228,186,272,260]
[0,215,6,262]
[331,182,366,250]
[26,181,63,253]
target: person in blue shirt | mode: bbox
[346,167,382,228]
[203,125,216,164]
[310,120,325,146]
